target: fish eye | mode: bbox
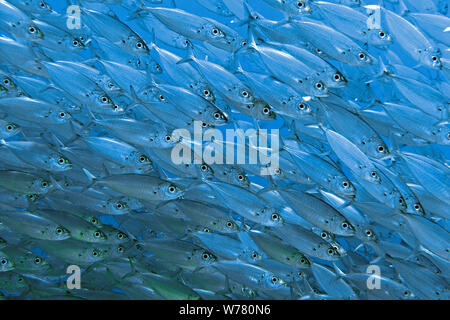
[365,229,372,236]
[94,231,102,238]
[271,213,279,221]
[316,48,322,54]
[300,258,307,264]
[3,79,9,85]
[59,112,66,118]
[403,291,410,296]
[213,112,221,119]
[237,175,244,181]
[28,26,36,33]
[359,53,366,60]
[0,259,7,265]
[297,1,304,7]
[327,248,335,255]
[92,250,99,257]
[432,56,438,61]
[271,277,278,283]
[159,95,165,101]
[298,103,306,110]
[72,40,79,46]
[34,257,42,264]
[212,28,219,35]
[165,135,171,142]
[341,222,348,229]
[379,31,386,38]
[136,42,143,49]
[414,204,421,211]
[39,1,46,8]
[27,194,36,201]
[315,82,323,89]
[241,40,247,46]
[6,125,13,131]
[202,252,210,260]
[263,107,270,114]
[91,218,98,224]
[202,122,207,127]
[201,164,208,171]
[203,89,210,96]
[226,221,233,228]
[241,90,249,97]
[41,181,49,188]
[56,227,63,234]
[370,171,377,177]
[117,233,125,239]
[321,232,328,238]
[101,96,109,103]
[168,185,176,193]
[399,198,403,204]
[377,145,385,152]
[139,155,147,162]
[342,181,349,188]
[118,246,124,253]
[334,74,341,80]
[203,227,211,233]
[252,252,258,259]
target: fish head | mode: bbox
[337,219,356,236]
[367,29,393,46]
[252,99,276,120]
[1,121,21,139]
[227,167,250,188]
[421,47,442,70]
[328,70,347,88]
[21,23,43,41]
[131,152,153,172]
[365,137,389,159]
[364,169,382,184]
[195,84,216,103]
[161,182,184,200]
[320,243,341,261]
[262,207,284,227]
[286,0,312,15]
[147,59,163,74]
[49,154,72,172]
[0,252,14,272]
[125,35,149,56]
[0,76,17,91]
[353,49,374,66]
[194,249,217,265]
[357,226,378,243]
[263,273,286,289]
[34,178,52,194]
[53,225,71,240]
[334,176,356,197]
[50,108,72,124]
[290,98,314,118]
[204,106,228,127]
[220,219,240,233]
[171,34,191,49]
[31,254,50,272]
[293,254,311,268]
[198,163,215,180]
[310,79,329,97]
[107,199,130,215]
[90,229,108,242]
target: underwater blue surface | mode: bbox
[0,0,448,300]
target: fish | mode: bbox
[0,0,447,301]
